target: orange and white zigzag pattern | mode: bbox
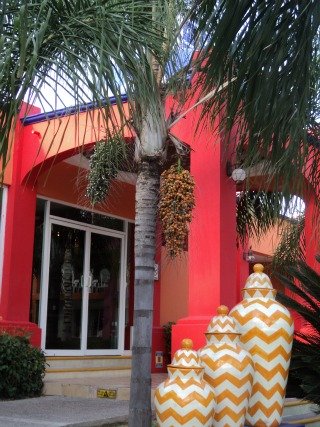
[154,367,215,426]
[200,343,254,427]
[172,349,201,367]
[230,299,294,427]
[207,317,236,333]
[245,273,273,289]
[243,289,276,299]
[205,333,239,346]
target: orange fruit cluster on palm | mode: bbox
[159,164,195,258]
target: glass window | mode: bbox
[50,202,124,231]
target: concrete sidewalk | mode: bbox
[0,396,131,427]
[0,373,165,426]
[1,393,317,427]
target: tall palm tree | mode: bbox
[2,1,320,425]
[1,1,170,424]
[1,1,196,425]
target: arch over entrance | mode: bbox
[0,103,136,349]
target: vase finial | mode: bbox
[217,305,229,315]
[181,338,193,350]
[253,263,264,273]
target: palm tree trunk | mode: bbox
[129,158,160,426]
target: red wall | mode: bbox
[37,161,135,220]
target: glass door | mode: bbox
[86,232,122,351]
[45,223,85,351]
[41,218,125,355]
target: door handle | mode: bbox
[87,274,92,291]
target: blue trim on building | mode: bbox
[22,95,128,125]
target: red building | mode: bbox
[0,97,316,375]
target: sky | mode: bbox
[25,81,92,113]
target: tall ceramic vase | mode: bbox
[199,305,254,427]
[154,338,215,426]
[230,264,294,427]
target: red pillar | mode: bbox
[0,113,41,346]
[171,127,238,353]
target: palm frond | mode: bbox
[0,0,173,171]
[272,217,305,269]
[193,0,320,196]
[276,260,320,406]
[236,190,283,244]
[86,135,128,205]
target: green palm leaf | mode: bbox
[277,261,320,406]
[236,190,284,244]
[0,0,168,170]
[193,0,320,195]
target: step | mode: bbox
[43,373,167,401]
[43,374,320,427]
[44,375,132,400]
[283,399,316,417]
[282,412,320,426]
[45,355,132,380]
[283,398,320,426]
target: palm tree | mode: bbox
[2,1,320,425]
[2,1,196,424]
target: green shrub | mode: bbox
[0,333,46,399]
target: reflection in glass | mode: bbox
[50,202,124,231]
[30,198,46,324]
[46,224,85,350]
[125,222,134,350]
[87,233,121,349]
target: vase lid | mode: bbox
[206,305,240,334]
[244,263,273,290]
[170,338,202,368]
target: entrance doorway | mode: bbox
[38,202,128,356]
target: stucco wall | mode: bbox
[160,247,188,325]
[250,223,284,256]
[36,161,135,220]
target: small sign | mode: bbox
[155,351,163,368]
[154,263,159,281]
[97,388,117,399]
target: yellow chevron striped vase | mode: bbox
[154,338,216,426]
[230,264,294,427]
[199,305,254,427]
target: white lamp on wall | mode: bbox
[226,161,246,183]
[243,248,256,262]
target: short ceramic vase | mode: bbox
[199,305,254,427]
[230,264,294,427]
[154,338,215,426]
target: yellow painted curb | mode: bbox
[284,399,311,408]
[286,415,320,425]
